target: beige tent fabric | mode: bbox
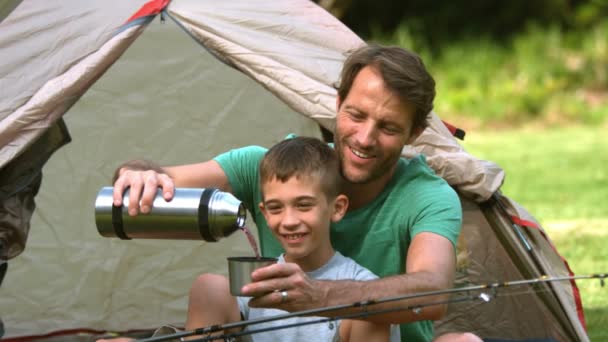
[404,112,505,202]
[168,0,364,134]
[0,25,146,167]
[0,1,148,168]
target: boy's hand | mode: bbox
[242,262,330,311]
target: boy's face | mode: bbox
[259,174,347,270]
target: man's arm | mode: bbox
[242,232,455,324]
[112,159,230,216]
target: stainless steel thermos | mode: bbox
[95,187,246,242]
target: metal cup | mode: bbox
[227,256,277,296]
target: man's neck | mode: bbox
[344,166,397,211]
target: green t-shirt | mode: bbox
[214,145,462,342]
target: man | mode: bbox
[112,44,480,342]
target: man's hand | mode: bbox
[110,159,232,216]
[241,262,330,311]
[112,163,175,216]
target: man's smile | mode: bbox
[350,147,375,159]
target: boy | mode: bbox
[184,136,399,341]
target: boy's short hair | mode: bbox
[259,136,342,199]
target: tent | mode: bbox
[0,0,588,341]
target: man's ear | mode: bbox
[330,194,349,223]
[406,126,425,145]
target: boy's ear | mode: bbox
[258,202,268,218]
[330,194,349,223]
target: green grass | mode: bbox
[461,126,608,221]
[461,126,608,341]
[374,21,608,128]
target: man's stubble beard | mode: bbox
[336,138,399,186]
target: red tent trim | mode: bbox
[441,120,466,140]
[126,0,171,23]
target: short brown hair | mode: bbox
[337,44,436,131]
[259,137,342,199]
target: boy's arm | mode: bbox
[242,232,455,324]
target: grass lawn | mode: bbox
[460,125,607,341]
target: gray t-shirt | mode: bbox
[236,252,400,342]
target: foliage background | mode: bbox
[319,0,608,129]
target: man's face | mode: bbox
[335,65,418,185]
[259,175,338,269]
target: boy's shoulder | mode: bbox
[310,252,377,281]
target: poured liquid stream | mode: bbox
[240,226,260,259]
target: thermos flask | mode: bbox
[95,187,246,242]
